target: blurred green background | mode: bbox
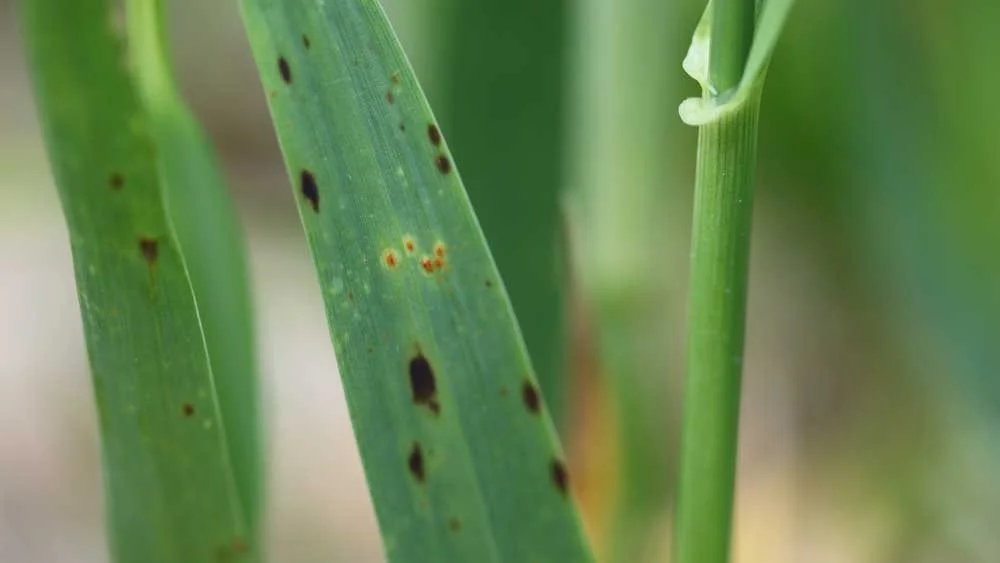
[2,0,999,561]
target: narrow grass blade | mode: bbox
[237,1,595,561]
[21,1,253,561]
[435,0,569,424]
[125,0,262,533]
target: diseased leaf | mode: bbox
[238,1,594,561]
[22,0,254,561]
[125,0,262,533]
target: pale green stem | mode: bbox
[675,90,760,563]
[675,1,759,559]
[709,0,755,91]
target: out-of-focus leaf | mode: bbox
[564,0,687,559]
[126,0,262,531]
[21,0,253,561]
[846,0,1000,412]
[434,0,569,425]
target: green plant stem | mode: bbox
[675,91,760,563]
[709,0,755,92]
[675,3,758,560]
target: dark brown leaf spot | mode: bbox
[551,459,569,495]
[399,123,406,132]
[428,124,441,147]
[347,291,354,302]
[448,517,461,532]
[409,352,439,414]
[302,35,311,49]
[435,155,451,174]
[522,381,540,414]
[182,403,195,417]
[408,442,425,482]
[386,90,395,104]
[278,56,292,84]
[391,72,401,85]
[139,238,158,265]
[499,387,509,397]
[109,172,124,190]
[404,238,415,253]
[485,279,494,288]
[300,170,319,212]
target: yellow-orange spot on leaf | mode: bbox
[420,257,434,274]
[384,249,400,269]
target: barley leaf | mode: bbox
[237,1,594,561]
[22,1,254,561]
[125,0,262,533]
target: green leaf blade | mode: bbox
[238,1,594,561]
[125,0,263,531]
[22,1,252,561]
[435,0,570,425]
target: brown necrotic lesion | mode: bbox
[409,352,440,414]
[408,442,426,482]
